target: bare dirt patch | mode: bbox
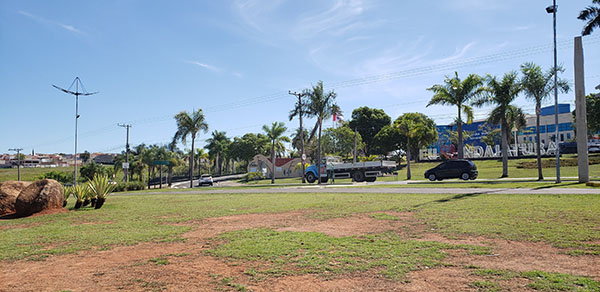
[1,210,598,291]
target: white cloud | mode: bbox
[18,10,86,35]
[185,60,221,72]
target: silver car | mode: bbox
[198,174,213,186]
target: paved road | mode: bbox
[122,183,600,195]
[170,174,245,189]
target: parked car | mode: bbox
[198,174,213,186]
[424,159,478,181]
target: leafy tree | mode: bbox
[80,162,109,181]
[172,109,209,188]
[395,113,438,179]
[80,151,91,163]
[321,125,364,159]
[348,107,391,155]
[205,131,230,176]
[520,62,570,180]
[262,122,290,184]
[586,93,600,133]
[473,72,525,177]
[229,133,270,167]
[578,0,600,35]
[304,81,338,184]
[427,72,485,159]
[372,125,402,157]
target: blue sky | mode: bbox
[1,0,599,155]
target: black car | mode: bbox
[424,160,478,181]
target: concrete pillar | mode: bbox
[574,36,589,183]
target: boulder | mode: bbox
[15,179,64,217]
[0,181,32,215]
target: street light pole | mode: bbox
[547,1,561,183]
[53,77,98,186]
[8,148,23,181]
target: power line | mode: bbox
[30,36,600,151]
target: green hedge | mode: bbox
[113,181,146,192]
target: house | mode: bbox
[247,155,304,178]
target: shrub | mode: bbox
[87,174,116,209]
[38,171,73,184]
[113,181,146,192]
[243,171,264,182]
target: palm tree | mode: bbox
[205,131,229,175]
[427,72,486,159]
[473,72,523,177]
[172,109,209,188]
[520,62,571,180]
[289,92,308,183]
[262,122,290,184]
[305,81,337,184]
[579,0,600,35]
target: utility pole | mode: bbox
[8,148,23,181]
[118,123,132,182]
[53,77,98,186]
[289,90,307,183]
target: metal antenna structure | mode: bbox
[53,77,98,186]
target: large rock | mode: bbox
[15,179,64,217]
[0,181,32,215]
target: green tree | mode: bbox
[586,93,600,133]
[348,107,391,155]
[262,122,290,184]
[80,162,108,181]
[578,0,600,35]
[395,113,438,180]
[172,109,209,188]
[427,72,485,159]
[322,125,364,159]
[205,131,230,176]
[520,62,571,180]
[473,72,525,177]
[305,81,338,184]
[372,125,402,157]
[80,150,91,164]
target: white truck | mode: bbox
[304,157,396,183]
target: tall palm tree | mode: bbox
[427,72,486,159]
[262,122,290,184]
[172,109,209,188]
[205,131,229,176]
[305,81,337,184]
[579,0,600,35]
[473,72,523,178]
[520,62,571,180]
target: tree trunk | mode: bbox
[317,119,323,185]
[168,166,173,186]
[536,105,544,180]
[190,137,195,188]
[147,167,151,189]
[457,106,464,159]
[501,121,509,178]
[216,152,220,175]
[406,137,411,180]
[271,141,275,184]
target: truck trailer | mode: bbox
[304,157,396,183]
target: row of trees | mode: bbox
[426,62,571,179]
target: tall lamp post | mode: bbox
[53,77,98,186]
[8,148,23,181]
[546,1,561,183]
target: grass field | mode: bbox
[1,191,599,290]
